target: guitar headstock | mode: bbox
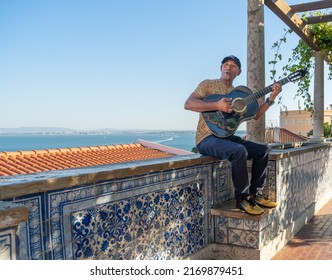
[288,68,308,82]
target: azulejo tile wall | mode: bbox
[9,159,232,260]
[0,229,15,260]
[213,210,278,250]
[70,182,204,259]
[211,144,332,260]
[212,161,277,252]
[2,144,332,260]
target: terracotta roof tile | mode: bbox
[0,143,175,177]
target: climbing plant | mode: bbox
[269,11,332,112]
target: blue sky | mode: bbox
[1,0,331,130]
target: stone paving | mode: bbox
[272,198,332,260]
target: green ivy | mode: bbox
[269,11,332,112]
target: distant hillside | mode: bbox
[0,127,76,134]
[0,127,196,135]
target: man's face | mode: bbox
[221,59,241,82]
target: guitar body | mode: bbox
[201,69,307,138]
[202,86,259,138]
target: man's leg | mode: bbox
[197,135,265,215]
[197,135,250,201]
[240,140,270,196]
[238,139,277,208]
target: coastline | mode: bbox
[0,129,246,153]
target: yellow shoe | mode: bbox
[253,195,277,208]
[236,199,264,215]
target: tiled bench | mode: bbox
[210,199,277,260]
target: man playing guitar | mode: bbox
[184,55,282,215]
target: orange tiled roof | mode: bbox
[0,143,175,177]
[265,127,308,143]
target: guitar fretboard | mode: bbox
[243,77,290,105]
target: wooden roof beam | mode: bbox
[290,0,332,13]
[305,14,332,25]
[264,0,320,51]
[290,0,332,25]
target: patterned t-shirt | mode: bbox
[193,79,234,145]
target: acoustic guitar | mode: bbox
[202,69,307,138]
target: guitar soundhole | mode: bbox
[232,98,246,113]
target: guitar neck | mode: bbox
[243,76,290,105]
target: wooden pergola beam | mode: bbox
[290,0,332,25]
[290,0,332,13]
[262,0,331,141]
[264,0,320,51]
[305,14,332,25]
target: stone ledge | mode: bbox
[211,199,275,220]
[0,154,221,200]
[269,141,331,160]
[0,201,29,229]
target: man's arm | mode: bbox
[253,82,282,120]
[184,91,234,113]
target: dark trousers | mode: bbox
[196,135,270,202]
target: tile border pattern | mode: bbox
[10,161,231,260]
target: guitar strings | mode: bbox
[242,77,290,105]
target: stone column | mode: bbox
[312,52,325,141]
[247,0,265,142]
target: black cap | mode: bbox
[221,55,241,70]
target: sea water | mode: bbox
[0,130,246,152]
[0,132,196,152]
